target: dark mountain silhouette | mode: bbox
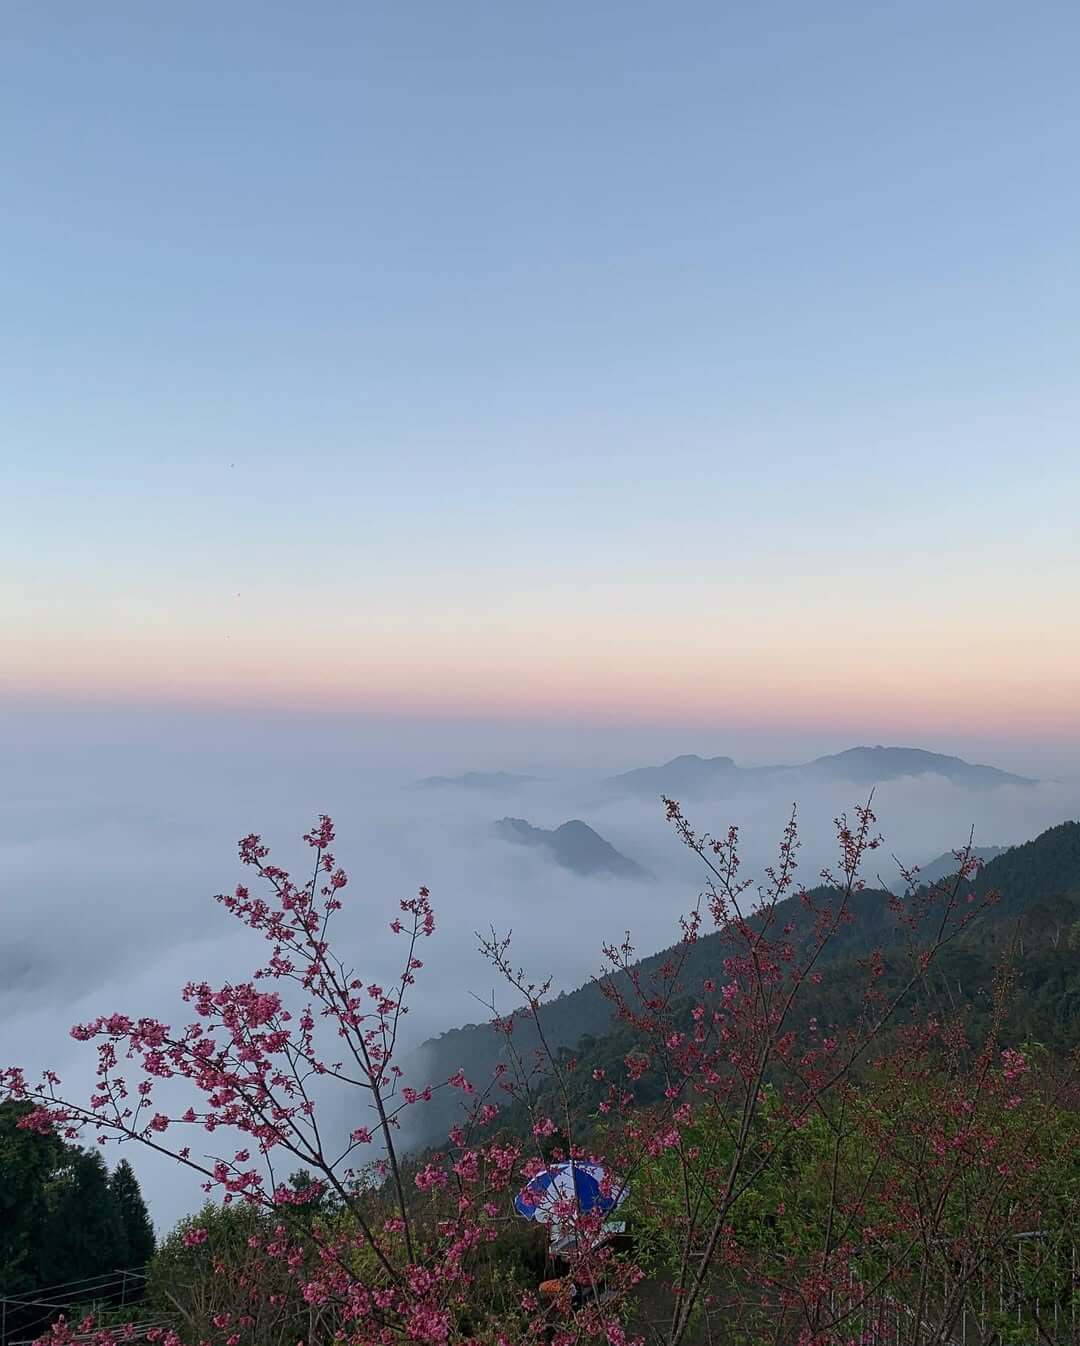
[416,771,539,790]
[407,821,1079,1149]
[607,754,741,798]
[606,745,1035,798]
[492,817,649,880]
[802,746,1034,789]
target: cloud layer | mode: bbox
[2,709,1077,1232]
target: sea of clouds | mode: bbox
[2,707,1077,1233]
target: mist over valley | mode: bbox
[2,709,1075,1230]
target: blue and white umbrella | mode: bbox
[514,1162,627,1249]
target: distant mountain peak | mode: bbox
[492,817,649,880]
[667,753,735,768]
[606,745,1034,797]
[804,746,1035,788]
[905,845,1009,889]
[416,771,538,790]
[606,754,739,798]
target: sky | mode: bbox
[2,1,1079,747]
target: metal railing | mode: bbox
[1,1269,154,1346]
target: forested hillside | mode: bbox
[411,821,1080,1144]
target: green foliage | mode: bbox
[0,1103,156,1343]
[416,822,1080,1152]
[965,821,1080,920]
[148,1201,255,1289]
[623,1073,1080,1343]
[109,1159,157,1267]
[0,1102,151,1293]
[33,1148,129,1289]
[147,1200,332,1346]
[146,1182,551,1346]
[0,1100,67,1295]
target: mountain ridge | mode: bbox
[606,745,1035,798]
[406,820,1079,1148]
[416,771,539,790]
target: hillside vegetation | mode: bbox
[411,821,1080,1144]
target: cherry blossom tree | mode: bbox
[3,807,1074,1346]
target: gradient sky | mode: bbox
[3,3,1079,744]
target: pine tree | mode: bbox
[35,1149,128,1287]
[0,1100,66,1295]
[109,1160,156,1266]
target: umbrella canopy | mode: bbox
[513,1161,627,1228]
